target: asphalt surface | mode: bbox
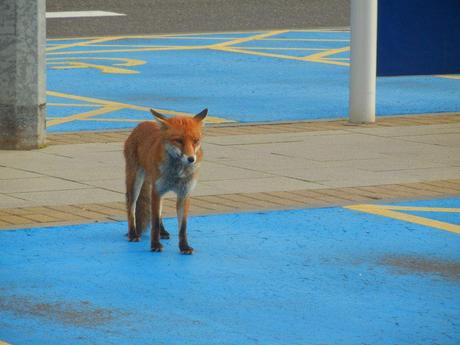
[2,198,459,344]
[46,0,350,38]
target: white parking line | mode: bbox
[46,11,126,19]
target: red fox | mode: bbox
[123,108,207,254]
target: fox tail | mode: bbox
[135,180,151,234]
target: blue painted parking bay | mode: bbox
[1,197,459,344]
[46,30,460,132]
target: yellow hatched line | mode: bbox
[77,44,326,51]
[45,30,351,69]
[46,37,123,52]
[214,46,306,62]
[304,46,350,60]
[47,105,124,127]
[211,30,289,48]
[47,57,146,67]
[213,46,349,67]
[301,46,350,67]
[49,61,141,75]
[68,37,349,43]
[306,58,349,67]
[48,103,102,107]
[46,91,234,124]
[345,204,460,235]
[64,44,206,48]
[47,45,207,56]
[47,117,144,123]
[263,38,349,42]
[239,47,325,51]
[290,29,349,33]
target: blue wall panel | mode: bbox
[377,0,460,76]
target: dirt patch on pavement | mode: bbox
[379,255,460,282]
[0,295,127,327]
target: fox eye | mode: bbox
[193,139,200,145]
[173,139,183,145]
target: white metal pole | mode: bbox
[349,0,378,123]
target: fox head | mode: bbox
[150,108,208,165]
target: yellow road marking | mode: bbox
[304,46,350,60]
[81,44,326,50]
[290,29,348,33]
[306,58,349,67]
[46,37,122,52]
[345,204,460,235]
[47,45,207,56]
[300,46,350,67]
[47,44,349,67]
[0,340,12,345]
[47,117,145,123]
[47,105,124,126]
[262,38,349,42]
[211,30,289,48]
[76,37,349,43]
[49,61,141,74]
[48,57,145,77]
[45,30,351,69]
[376,205,460,212]
[69,44,207,48]
[48,103,102,107]
[48,57,146,67]
[214,46,307,61]
[213,46,349,67]
[46,91,234,124]
[235,46,325,51]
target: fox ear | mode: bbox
[150,109,169,126]
[194,108,208,123]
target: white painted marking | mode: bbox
[46,11,126,19]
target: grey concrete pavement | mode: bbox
[1,121,459,209]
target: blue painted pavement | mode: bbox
[46,30,460,132]
[1,197,459,344]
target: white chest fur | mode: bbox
[155,152,198,197]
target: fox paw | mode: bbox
[180,245,194,255]
[160,229,170,240]
[151,242,163,252]
[128,235,140,242]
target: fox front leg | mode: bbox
[177,197,193,254]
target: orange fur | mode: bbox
[124,109,207,254]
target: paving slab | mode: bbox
[0,117,460,232]
[9,188,123,206]
[1,119,460,211]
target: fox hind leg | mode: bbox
[160,220,170,239]
[126,167,145,242]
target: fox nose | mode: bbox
[187,156,195,163]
